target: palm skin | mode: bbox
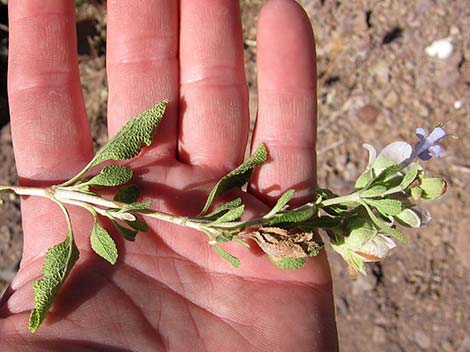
[0,1,338,351]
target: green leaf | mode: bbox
[263,189,295,218]
[269,256,306,270]
[125,219,149,232]
[86,165,133,187]
[410,186,423,200]
[360,185,387,198]
[345,217,378,249]
[213,244,240,268]
[400,163,420,190]
[29,235,79,333]
[419,177,447,200]
[91,100,168,167]
[266,206,314,226]
[364,199,403,216]
[114,200,152,215]
[361,201,407,243]
[355,169,374,189]
[111,220,138,241]
[199,144,267,215]
[297,216,342,231]
[90,222,118,264]
[210,205,245,225]
[203,198,242,219]
[395,208,422,228]
[371,164,403,186]
[114,184,141,203]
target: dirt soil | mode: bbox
[1,1,469,351]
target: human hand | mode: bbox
[0,1,338,351]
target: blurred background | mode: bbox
[0,1,469,351]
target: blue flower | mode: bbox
[414,126,446,160]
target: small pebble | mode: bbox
[357,104,380,125]
[425,37,453,59]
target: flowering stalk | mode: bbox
[0,100,448,332]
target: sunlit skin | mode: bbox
[0,1,338,351]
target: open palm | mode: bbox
[0,1,338,351]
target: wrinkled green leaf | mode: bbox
[203,198,242,219]
[269,256,306,270]
[125,219,149,232]
[114,184,141,203]
[112,220,138,241]
[91,100,168,167]
[410,186,423,200]
[199,144,267,215]
[86,165,133,187]
[364,199,403,216]
[266,206,314,226]
[114,200,152,215]
[361,201,407,243]
[419,177,447,200]
[90,222,118,264]
[210,205,245,225]
[355,169,374,189]
[297,216,342,231]
[213,244,240,268]
[263,189,295,218]
[400,163,420,190]
[360,185,387,198]
[29,235,79,333]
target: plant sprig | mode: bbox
[0,100,448,332]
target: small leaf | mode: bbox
[115,200,152,215]
[419,177,447,200]
[355,169,374,189]
[400,163,420,190]
[213,244,240,268]
[371,164,403,186]
[263,189,295,218]
[410,186,423,200]
[361,201,407,243]
[297,216,342,231]
[199,144,267,215]
[90,222,118,264]
[364,199,403,216]
[269,256,306,270]
[86,165,133,187]
[266,206,314,226]
[204,198,242,219]
[210,205,245,225]
[114,184,141,203]
[29,235,79,333]
[91,100,168,167]
[360,185,387,198]
[395,208,422,228]
[112,220,138,241]
[125,219,149,232]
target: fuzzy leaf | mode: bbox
[29,235,79,333]
[210,205,245,225]
[114,184,141,204]
[364,199,403,216]
[204,198,243,219]
[199,144,267,215]
[410,187,423,200]
[112,220,138,241]
[395,208,422,228]
[361,202,407,243]
[360,185,387,198]
[266,206,314,226]
[87,165,133,187]
[400,163,420,190]
[213,245,240,268]
[115,200,152,215]
[419,177,447,200]
[125,219,149,232]
[90,222,118,264]
[269,256,306,270]
[263,189,295,218]
[91,100,168,167]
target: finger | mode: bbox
[178,1,249,169]
[250,0,317,205]
[107,0,179,158]
[8,0,93,181]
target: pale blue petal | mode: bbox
[415,128,427,140]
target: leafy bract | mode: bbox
[364,199,403,216]
[203,198,242,219]
[269,256,306,270]
[114,184,141,203]
[86,165,133,187]
[199,144,267,215]
[400,163,420,190]
[209,205,245,225]
[361,201,407,243]
[263,189,295,218]
[213,244,240,268]
[90,222,118,264]
[29,235,79,333]
[91,100,168,167]
[112,220,138,241]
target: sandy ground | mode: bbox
[1,1,469,351]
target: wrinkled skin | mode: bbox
[0,1,338,351]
